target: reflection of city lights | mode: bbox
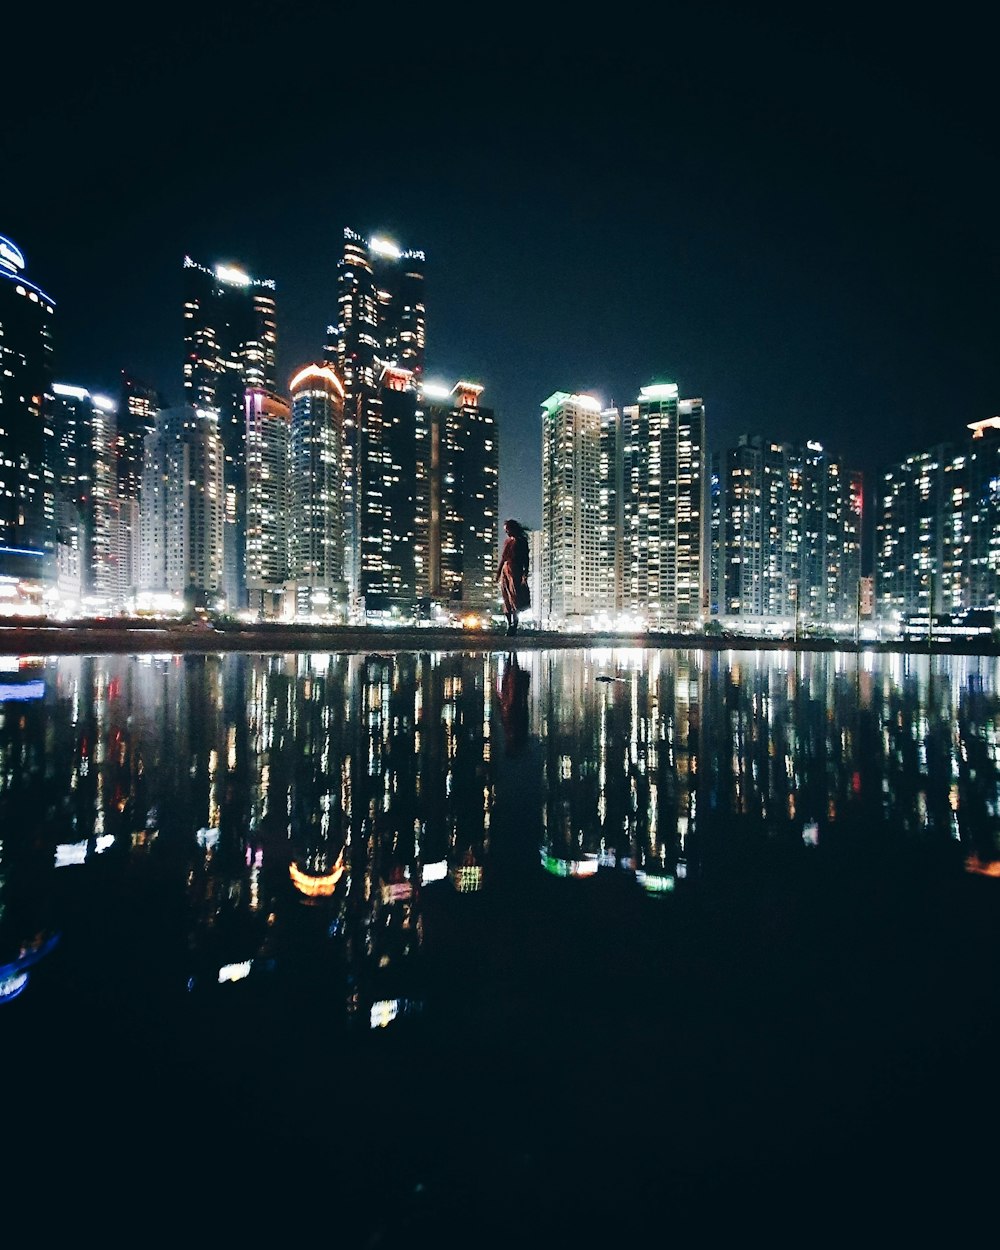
[421,859,448,884]
[0,680,44,701]
[964,855,1000,878]
[636,871,675,894]
[450,864,484,893]
[540,852,600,879]
[0,972,29,1003]
[54,840,88,867]
[371,999,399,1028]
[382,880,413,902]
[370,997,423,1029]
[218,960,252,984]
[290,856,345,897]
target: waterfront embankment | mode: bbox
[2,618,999,656]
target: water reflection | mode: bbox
[2,646,1000,1013]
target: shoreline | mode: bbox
[2,620,998,657]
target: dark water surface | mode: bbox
[3,646,999,1243]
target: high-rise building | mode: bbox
[138,404,224,609]
[289,364,346,619]
[618,383,706,630]
[716,434,860,629]
[719,435,802,620]
[244,387,291,618]
[49,383,118,611]
[419,380,499,615]
[964,419,1000,611]
[708,452,724,619]
[371,365,420,617]
[800,440,862,625]
[115,371,159,603]
[325,229,425,614]
[876,446,951,621]
[541,391,603,628]
[597,404,623,620]
[0,233,56,593]
[182,255,277,611]
[875,418,1000,624]
[117,371,159,502]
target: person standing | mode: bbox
[496,518,529,636]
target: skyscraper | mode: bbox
[716,434,861,630]
[541,391,603,629]
[244,387,291,618]
[115,371,159,603]
[182,255,277,611]
[49,383,118,611]
[0,233,55,590]
[325,229,426,615]
[618,382,706,630]
[117,371,159,503]
[371,364,420,616]
[420,380,499,615]
[874,420,1000,624]
[289,364,346,619]
[138,405,224,609]
[799,440,862,625]
[720,435,803,620]
[598,403,623,620]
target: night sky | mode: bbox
[6,4,998,537]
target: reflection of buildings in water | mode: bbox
[497,651,530,757]
[0,716,62,1001]
[437,654,494,893]
[694,649,1000,867]
[184,827,275,991]
[15,647,1000,1009]
[538,649,699,889]
[347,653,435,1025]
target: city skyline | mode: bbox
[6,6,999,533]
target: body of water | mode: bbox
[2,646,998,1242]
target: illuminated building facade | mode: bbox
[875,418,1000,622]
[619,383,706,629]
[420,380,498,615]
[964,419,1000,610]
[0,233,55,591]
[597,405,623,617]
[115,371,159,602]
[369,365,420,616]
[715,434,860,628]
[721,435,802,618]
[708,452,723,618]
[182,255,277,611]
[541,391,603,628]
[289,364,346,619]
[138,404,224,607]
[799,441,863,624]
[244,388,291,617]
[324,229,425,616]
[50,383,118,610]
[116,371,159,502]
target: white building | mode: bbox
[289,364,346,619]
[138,405,224,610]
[245,387,291,618]
[541,391,603,629]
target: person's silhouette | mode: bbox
[496,518,529,636]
